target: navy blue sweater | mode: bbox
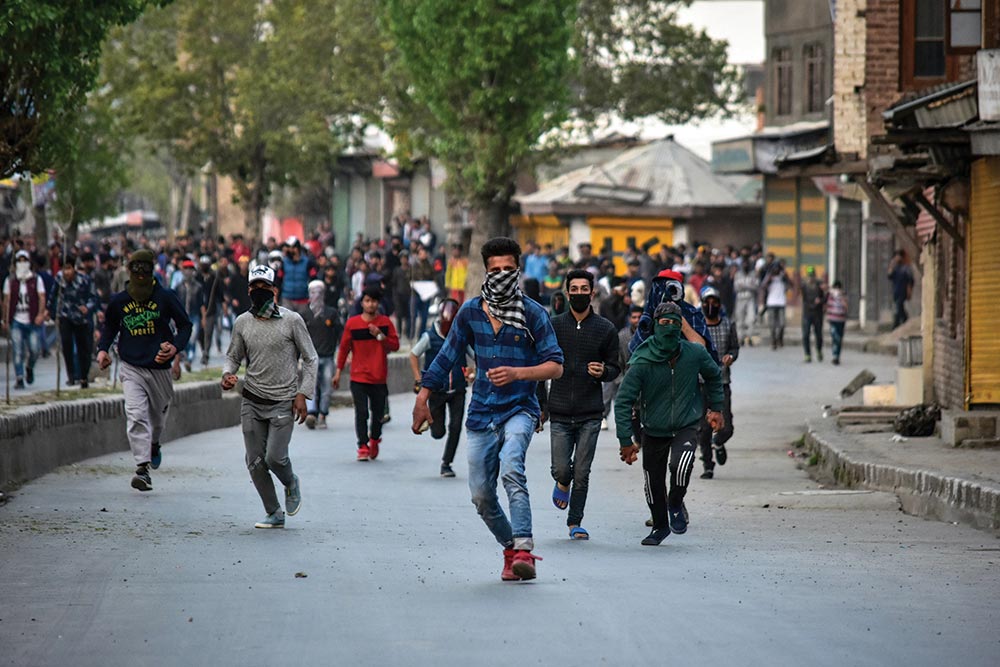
[99,284,193,369]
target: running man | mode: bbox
[409,298,472,477]
[222,264,317,529]
[97,249,193,491]
[411,237,564,582]
[334,286,399,461]
[615,301,724,546]
[697,286,739,479]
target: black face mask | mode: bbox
[568,293,591,314]
[249,287,274,316]
[703,302,721,320]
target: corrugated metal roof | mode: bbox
[517,137,755,211]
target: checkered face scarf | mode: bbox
[481,268,531,340]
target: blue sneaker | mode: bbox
[285,475,301,516]
[254,510,285,529]
[668,505,688,534]
[150,444,162,470]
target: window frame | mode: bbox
[901,0,962,90]
[804,42,825,114]
[947,0,983,55]
[772,46,793,117]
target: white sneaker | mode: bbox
[600,419,608,431]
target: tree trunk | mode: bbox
[175,177,192,244]
[463,191,514,298]
[32,203,47,249]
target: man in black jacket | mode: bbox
[304,280,342,429]
[547,269,620,540]
[697,286,740,479]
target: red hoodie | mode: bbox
[337,314,399,384]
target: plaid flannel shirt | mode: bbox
[421,296,563,431]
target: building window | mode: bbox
[949,0,982,52]
[804,43,825,114]
[914,0,947,78]
[773,47,792,117]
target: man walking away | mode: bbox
[98,249,192,490]
[697,287,739,479]
[825,280,849,365]
[49,259,98,388]
[733,259,759,345]
[334,287,400,461]
[304,280,342,429]
[222,265,316,528]
[409,298,470,477]
[801,266,826,363]
[547,269,620,540]
[412,237,563,582]
[761,264,789,349]
[887,250,914,329]
[616,302,724,546]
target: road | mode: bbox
[1,343,998,666]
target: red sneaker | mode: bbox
[501,549,519,581]
[511,550,542,581]
[356,445,371,461]
[368,438,381,460]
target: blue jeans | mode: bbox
[10,321,41,380]
[466,411,537,550]
[410,294,430,337]
[829,321,845,360]
[549,419,601,527]
[306,356,335,416]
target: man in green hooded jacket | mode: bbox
[614,301,724,546]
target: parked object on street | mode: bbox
[840,369,876,398]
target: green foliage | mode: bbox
[574,0,741,124]
[384,0,578,206]
[102,0,385,234]
[0,0,161,178]
[49,95,131,243]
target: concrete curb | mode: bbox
[0,381,241,491]
[804,417,1000,533]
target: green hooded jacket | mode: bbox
[614,340,724,446]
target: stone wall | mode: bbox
[833,0,868,157]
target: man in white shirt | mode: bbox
[2,250,48,389]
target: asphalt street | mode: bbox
[2,342,998,666]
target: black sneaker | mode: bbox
[150,444,162,470]
[641,528,671,546]
[714,442,728,466]
[440,463,456,477]
[14,378,24,390]
[700,469,714,479]
[80,379,88,389]
[25,366,34,385]
[131,466,152,492]
[668,506,687,534]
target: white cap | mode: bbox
[268,249,283,260]
[248,264,276,286]
[285,235,300,247]
[15,250,30,260]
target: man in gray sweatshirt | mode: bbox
[222,265,318,529]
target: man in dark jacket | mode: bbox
[547,269,620,540]
[697,286,740,479]
[800,265,826,362]
[304,280,342,429]
[616,301,723,546]
[49,259,99,387]
[98,249,193,491]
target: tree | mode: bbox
[102,0,384,239]
[384,0,578,292]
[0,0,161,179]
[49,96,131,246]
[382,0,740,294]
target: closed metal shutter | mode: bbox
[968,157,1000,406]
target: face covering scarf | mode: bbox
[703,302,721,320]
[250,287,277,318]
[568,293,591,314]
[481,269,531,340]
[14,262,31,281]
[629,314,683,365]
[127,263,155,303]
[308,286,325,317]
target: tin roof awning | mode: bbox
[571,183,652,206]
[882,80,978,128]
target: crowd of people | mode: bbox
[1,220,864,581]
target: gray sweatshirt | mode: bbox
[224,306,318,400]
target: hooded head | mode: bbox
[127,249,156,302]
[308,279,326,317]
[438,298,460,336]
[631,301,683,365]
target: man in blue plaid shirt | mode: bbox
[413,237,563,582]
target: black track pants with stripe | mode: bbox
[642,426,699,531]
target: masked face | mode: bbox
[654,315,683,354]
[14,259,31,280]
[127,261,155,302]
[702,298,721,320]
[664,280,684,303]
[249,284,275,317]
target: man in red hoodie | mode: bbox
[334,286,400,460]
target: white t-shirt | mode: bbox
[3,276,46,325]
[765,276,787,307]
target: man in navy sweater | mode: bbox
[98,249,193,492]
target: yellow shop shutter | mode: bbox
[968,158,1000,406]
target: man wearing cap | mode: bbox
[615,301,725,546]
[222,264,317,529]
[629,269,720,364]
[697,286,739,479]
[98,249,193,491]
[801,266,826,363]
[2,250,48,389]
